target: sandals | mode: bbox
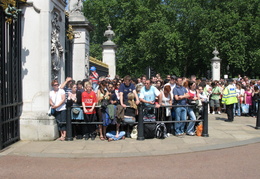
[59,136,65,141]
[99,136,105,141]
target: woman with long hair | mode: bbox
[97,80,110,140]
[186,81,198,136]
[161,85,172,136]
[244,85,253,116]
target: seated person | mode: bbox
[106,124,126,142]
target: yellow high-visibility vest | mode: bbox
[222,85,238,105]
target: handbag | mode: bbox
[48,107,56,116]
[241,104,249,114]
[72,108,80,115]
[48,91,58,116]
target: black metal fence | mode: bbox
[63,102,209,141]
[0,8,23,149]
[64,14,73,78]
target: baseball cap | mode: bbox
[90,66,96,71]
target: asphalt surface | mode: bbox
[0,143,259,179]
[0,114,260,178]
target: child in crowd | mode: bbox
[81,83,97,140]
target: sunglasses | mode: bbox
[53,84,59,86]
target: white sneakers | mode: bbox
[212,111,221,115]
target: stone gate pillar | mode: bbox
[211,48,222,81]
[102,25,117,79]
[20,0,67,140]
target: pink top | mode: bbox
[245,91,252,105]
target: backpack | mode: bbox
[155,123,167,139]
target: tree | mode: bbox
[83,0,260,78]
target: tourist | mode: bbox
[210,81,221,114]
[60,77,75,100]
[186,81,198,136]
[244,84,253,116]
[155,80,163,91]
[233,83,242,117]
[76,80,84,93]
[139,79,161,107]
[119,75,139,108]
[173,77,190,136]
[89,66,99,92]
[81,83,97,140]
[161,85,172,136]
[97,80,110,140]
[49,80,67,141]
[252,86,260,117]
[165,75,176,94]
[106,130,126,142]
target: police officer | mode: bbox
[222,79,238,122]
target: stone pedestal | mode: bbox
[20,0,66,140]
[211,48,222,81]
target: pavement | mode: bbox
[1,113,260,159]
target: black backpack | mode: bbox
[155,123,167,139]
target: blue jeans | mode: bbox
[186,107,196,134]
[106,131,126,141]
[92,83,98,93]
[233,102,241,116]
[174,107,187,135]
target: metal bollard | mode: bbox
[65,106,73,141]
[137,104,145,140]
[255,99,260,129]
[202,101,209,137]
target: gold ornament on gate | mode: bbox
[0,0,27,24]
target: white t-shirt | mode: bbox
[49,88,66,111]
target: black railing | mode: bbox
[63,102,209,141]
[255,99,260,129]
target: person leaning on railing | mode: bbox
[81,83,98,140]
[173,77,190,137]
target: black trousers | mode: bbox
[226,104,234,121]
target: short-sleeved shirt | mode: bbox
[173,85,188,105]
[211,86,221,100]
[139,86,160,106]
[49,88,66,111]
[81,91,97,114]
[119,83,136,103]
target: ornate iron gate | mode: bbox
[0,2,23,149]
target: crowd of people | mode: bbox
[49,66,260,141]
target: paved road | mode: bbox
[0,142,259,179]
